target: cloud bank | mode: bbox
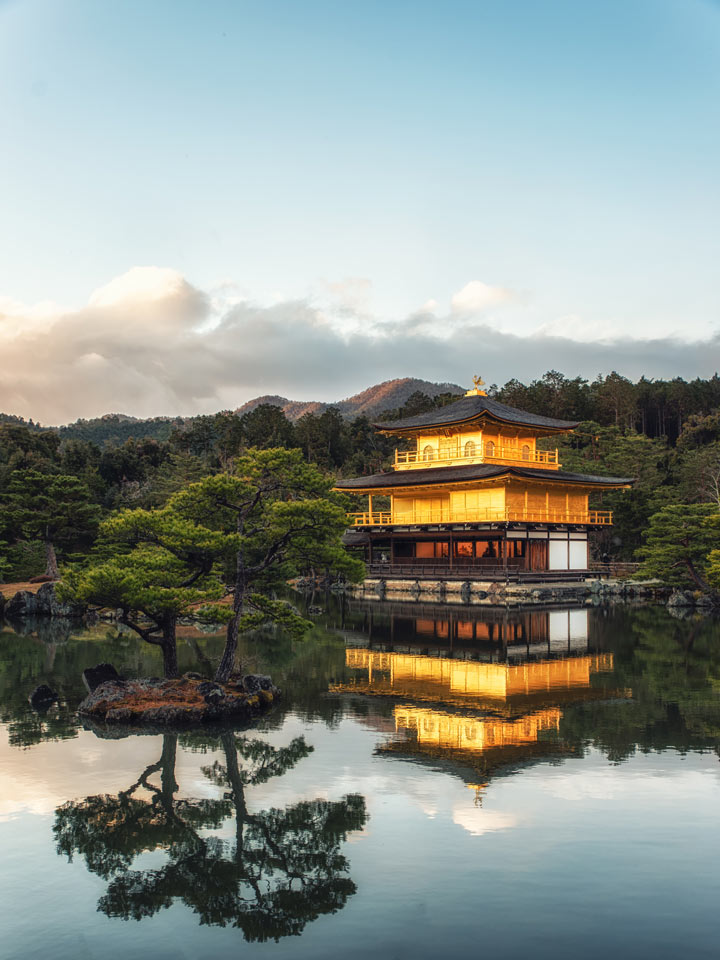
[0,267,717,424]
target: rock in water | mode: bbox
[242,674,274,694]
[83,663,122,693]
[78,673,280,725]
[29,684,58,710]
[667,590,696,608]
[6,582,85,619]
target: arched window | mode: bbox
[422,444,435,461]
[521,444,531,460]
[464,440,476,458]
[485,441,495,458]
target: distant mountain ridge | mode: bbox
[235,378,464,421]
[0,378,465,447]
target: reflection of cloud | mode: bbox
[0,267,716,423]
[452,803,518,837]
[0,729,183,820]
[540,767,718,803]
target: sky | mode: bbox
[0,0,719,423]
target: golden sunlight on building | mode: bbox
[335,377,634,577]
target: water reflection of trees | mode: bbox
[3,603,720,762]
[54,732,368,941]
[559,607,720,762]
[0,616,349,747]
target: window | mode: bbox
[422,444,435,461]
[485,441,495,458]
[416,541,449,559]
[507,539,527,559]
[521,444,531,460]
[464,440,477,457]
[476,540,498,559]
[454,541,474,557]
[394,541,414,558]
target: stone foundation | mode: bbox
[346,577,665,605]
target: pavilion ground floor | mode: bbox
[348,524,595,581]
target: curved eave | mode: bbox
[373,395,580,435]
[334,464,635,494]
[375,412,579,437]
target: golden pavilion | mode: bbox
[334,377,633,578]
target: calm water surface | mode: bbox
[1,600,719,960]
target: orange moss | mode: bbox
[0,581,45,599]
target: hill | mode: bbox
[0,378,463,447]
[235,378,464,421]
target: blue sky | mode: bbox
[0,0,719,420]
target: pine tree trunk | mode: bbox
[44,539,59,579]
[216,511,248,683]
[216,566,245,682]
[161,617,179,678]
[685,559,714,596]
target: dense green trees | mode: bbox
[636,504,718,591]
[3,370,720,578]
[62,449,363,678]
[1,470,101,577]
[61,509,230,677]
[168,449,364,681]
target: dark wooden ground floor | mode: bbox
[349,526,592,579]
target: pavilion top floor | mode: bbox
[375,381,580,473]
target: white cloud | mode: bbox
[88,266,189,308]
[0,267,715,424]
[450,280,514,314]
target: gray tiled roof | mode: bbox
[334,463,634,490]
[375,394,579,432]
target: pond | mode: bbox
[0,599,719,960]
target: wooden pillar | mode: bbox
[368,493,373,522]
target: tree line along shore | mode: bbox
[0,369,719,684]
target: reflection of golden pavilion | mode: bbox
[334,610,630,784]
[343,648,617,712]
[394,705,562,755]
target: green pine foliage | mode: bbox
[635,504,719,590]
[4,370,720,585]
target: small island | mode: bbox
[77,669,279,726]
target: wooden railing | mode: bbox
[348,509,613,526]
[395,445,560,470]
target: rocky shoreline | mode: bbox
[344,576,668,606]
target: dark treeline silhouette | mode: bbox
[2,370,720,572]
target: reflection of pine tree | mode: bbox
[54,733,368,941]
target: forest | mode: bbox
[1,369,720,578]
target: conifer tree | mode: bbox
[2,469,101,577]
[636,503,719,592]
